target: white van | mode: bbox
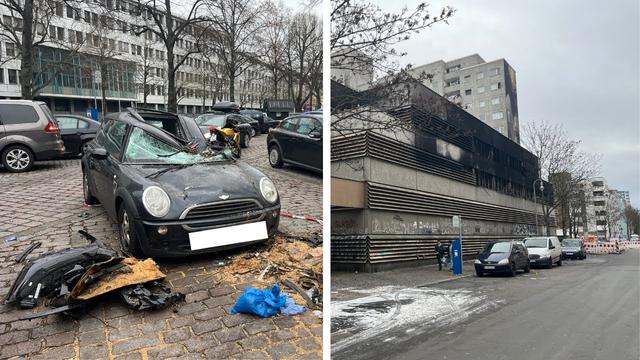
[523,236,563,268]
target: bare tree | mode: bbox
[0,0,88,98]
[258,0,289,99]
[624,205,640,237]
[139,0,208,112]
[603,191,624,240]
[287,12,321,111]
[206,0,261,102]
[522,120,602,235]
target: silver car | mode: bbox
[0,100,65,172]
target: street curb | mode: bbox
[416,274,472,288]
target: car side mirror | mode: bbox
[91,147,108,159]
[309,131,322,139]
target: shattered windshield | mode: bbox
[195,114,226,128]
[124,127,227,164]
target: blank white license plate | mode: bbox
[189,221,268,251]
[566,253,573,256]
[484,265,495,269]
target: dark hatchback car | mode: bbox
[474,241,530,277]
[82,108,281,257]
[55,114,100,157]
[561,238,587,260]
[267,113,322,173]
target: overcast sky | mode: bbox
[373,0,640,206]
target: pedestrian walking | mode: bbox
[435,240,445,271]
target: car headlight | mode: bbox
[474,259,482,264]
[142,186,171,217]
[204,132,211,139]
[498,258,510,264]
[259,177,278,203]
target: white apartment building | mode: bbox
[408,54,520,143]
[0,0,270,115]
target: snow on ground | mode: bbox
[331,286,503,352]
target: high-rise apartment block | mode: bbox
[408,54,520,143]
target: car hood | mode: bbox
[132,161,271,206]
[478,252,508,262]
[526,247,550,256]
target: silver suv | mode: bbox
[0,100,65,172]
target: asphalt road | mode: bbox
[332,250,640,360]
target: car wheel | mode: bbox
[118,205,143,258]
[240,133,250,148]
[2,145,34,173]
[82,170,99,205]
[547,257,553,269]
[557,257,562,266]
[524,261,531,273]
[250,128,256,137]
[79,140,91,157]
[509,263,517,277]
[476,270,484,277]
[269,145,283,168]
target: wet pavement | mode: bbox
[331,251,639,360]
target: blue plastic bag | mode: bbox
[231,285,288,318]
[280,297,306,315]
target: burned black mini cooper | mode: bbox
[81,109,280,257]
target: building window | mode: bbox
[490,68,499,76]
[55,3,63,17]
[8,69,17,84]
[492,112,504,120]
[477,72,484,79]
[57,27,64,41]
[84,10,90,23]
[477,86,485,93]
[479,101,486,108]
[0,68,4,84]
[491,97,500,105]
[491,82,501,90]
[76,31,83,44]
[465,89,472,95]
[66,5,73,18]
[5,42,15,57]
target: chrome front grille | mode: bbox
[183,199,261,220]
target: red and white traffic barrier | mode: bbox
[280,211,323,225]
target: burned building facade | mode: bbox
[331,79,555,272]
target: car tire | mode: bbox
[509,263,517,277]
[82,170,99,206]
[2,145,34,173]
[268,145,284,168]
[79,140,91,157]
[250,128,256,137]
[547,257,553,269]
[476,270,484,277]
[240,133,250,148]
[557,257,562,266]
[118,205,143,258]
[524,261,530,273]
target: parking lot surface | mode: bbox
[0,134,323,359]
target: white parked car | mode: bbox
[523,236,563,268]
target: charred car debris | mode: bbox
[5,232,184,319]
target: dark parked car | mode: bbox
[561,238,587,260]
[240,109,268,134]
[474,241,530,277]
[238,114,260,137]
[55,114,100,157]
[267,113,322,173]
[0,100,65,172]
[81,108,281,257]
[194,112,253,148]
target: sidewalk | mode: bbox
[331,261,474,302]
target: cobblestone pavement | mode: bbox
[0,134,323,359]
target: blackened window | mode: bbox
[7,69,17,84]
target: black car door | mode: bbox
[292,117,322,170]
[57,116,81,155]
[277,118,299,161]
[90,120,129,217]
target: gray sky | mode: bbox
[374,0,640,206]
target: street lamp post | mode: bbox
[533,179,545,235]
